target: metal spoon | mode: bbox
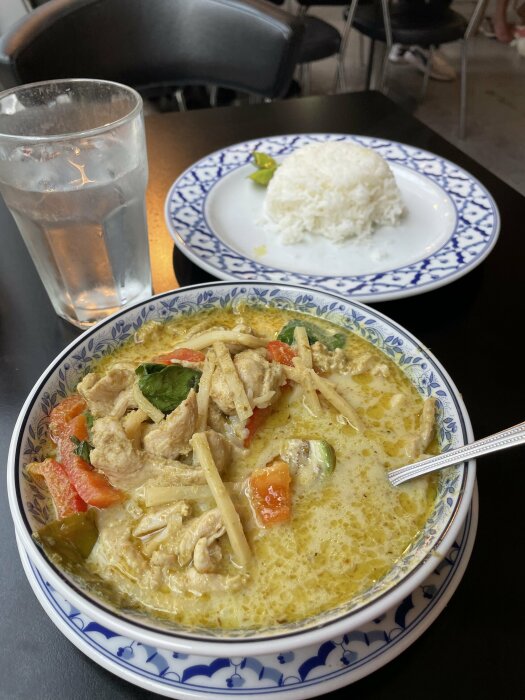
[388,420,525,487]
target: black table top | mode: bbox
[1,91,524,700]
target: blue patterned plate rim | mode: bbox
[164,134,500,302]
[16,487,478,699]
[8,281,475,657]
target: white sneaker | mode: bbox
[404,46,457,81]
[388,43,408,63]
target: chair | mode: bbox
[266,0,342,94]
[0,0,304,107]
[293,1,355,92]
[343,0,490,138]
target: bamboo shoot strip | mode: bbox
[122,408,149,446]
[132,383,164,423]
[191,432,251,568]
[293,327,321,416]
[213,341,253,421]
[176,330,270,351]
[196,349,216,432]
[282,364,302,384]
[283,363,323,415]
[294,325,313,368]
[310,370,365,432]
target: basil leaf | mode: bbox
[249,167,277,186]
[136,363,202,415]
[135,363,166,380]
[277,320,346,351]
[252,151,277,169]
[70,435,93,463]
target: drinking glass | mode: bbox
[0,79,152,328]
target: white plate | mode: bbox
[16,486,478,699]
[165,134,500,302]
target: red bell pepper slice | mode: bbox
[249,458,292,526]
[152,348,205,364]
[244,406,273,447]
[49,395,87,442]
[49,395,123,508]
[28,458,87,518]
[267,340,297,367]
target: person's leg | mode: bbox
[403,46,456,80]
[387,1,456,80]
[493,0,515,42]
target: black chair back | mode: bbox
[0,0,304,99]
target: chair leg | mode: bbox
[299,62,311,96]
[174,88,187,112]
[379,47,390,93]
[335,54,347,93]
[295,0,312,91]
[379,0,393,92]
[358,33,365,68]
[459,39,468,138]
[420,46,433,102]
[365,39,375,90]
[335,0,360,93]
[209,85,218,108]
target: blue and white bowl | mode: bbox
[7,282,475,660]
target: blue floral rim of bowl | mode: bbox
[16,491,477,699]
[8,282,475,656]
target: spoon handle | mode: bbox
[388,420,525,486]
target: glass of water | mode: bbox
[0,79,152,328]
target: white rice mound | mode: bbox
[264,141,404,244]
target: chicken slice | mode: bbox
[142,389,197,459]
[134,321,163,345]
[311,343,390,378]
[349,352,390,377]
[207,400,227,433]
[209,366,236,416]
[142,501,191,557]
[90,416,144,487]
[193,538,223,574]
[132,501,191,538]
[405,397,437,459]
[176,508,226,567]
[235,348,285,407]
[77,365,136,418]
[210,349,285,415]
[311,342,349,374]
[91,508,148,583]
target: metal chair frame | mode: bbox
[295,2,346,93]
[341,0,490,138]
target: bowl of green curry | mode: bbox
[8,282,475,658]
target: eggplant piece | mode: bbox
[281,439,336,488]
[34,510,98,564]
